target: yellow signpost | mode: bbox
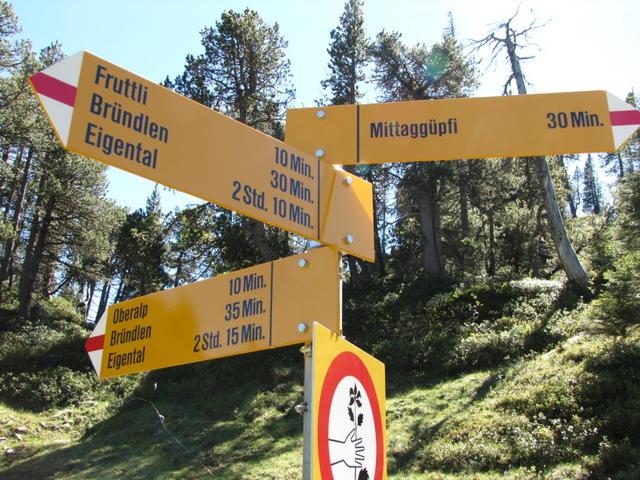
[29,51,374,261]
[33,47,640,480]
[285,91,640,165]
[304,322,386,479]
[85,247,341,378]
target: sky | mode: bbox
[12,0,640,212]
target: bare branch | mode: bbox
[503,73,515,95]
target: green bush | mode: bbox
[588,437,640,479]
[418,408,585,471]
[444,317,532,372]
[38,295,85,325]
[589,251,640,335]
[0,367,98,410]
[354,279,566,377]
[0,321,89,372]
[578,339,640,442]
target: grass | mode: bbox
[0,364,599,479]
[0,390,302,479]
[2,280,640,478]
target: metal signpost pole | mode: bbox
[301,343,313,480]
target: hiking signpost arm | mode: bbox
[85,247,341,378]
[29,51,374,262]
[285,92,640,165]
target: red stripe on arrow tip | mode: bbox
[610,110,640,126]
[85,335,105,353]
[30,72,77,107]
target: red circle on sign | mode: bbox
[317,351,384,479]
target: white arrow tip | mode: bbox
[607,91,635,112]
[607,92,640,149]
[30,52,84,145]
[85,310,107,377]
[43,51,84,86]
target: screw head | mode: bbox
[316,110,326,119]
[344,234,354,245]
[297,323,308,333]
[297,258,309,268]
[315,148,325,158]
[343,177,353,186]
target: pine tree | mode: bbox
[165,9,294,261]
[0,1,30,74]
[618,91,639,175]
[371,16,477,280]
[165,204,220,287]
[320,0,368,105]
[591,171,640,334]
[582,154,602,215]
[320,0,390,284]
[113,187,169,301]
[572,165,582,212]
[0,40,120,317]
[16,151,119,317]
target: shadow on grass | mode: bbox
[1,394,303,479]
[389,368,504,473]
[1,348,307,479]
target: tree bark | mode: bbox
[0,144,11,197]
[114,276,125,303]
[487,210,496,276]
[371,181,386,277]
[84,280,96,322]
[458,164,470,237]
[1,145,24,221]
[246,218,274,262]
[95,280,111,322]
[554,155,577,218]
[419,175,444,279]
[617,153,625,180]
[173,250,184,287]
[534,156,588,287]
[503,23,589,290]
[0,147,33,302]
[18,194,55,318]
[40,252,56,298]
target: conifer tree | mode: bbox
[165,203,220,287]
[371,16,477,280]
[572,165,582,212]
[321,0,368,105]
[0,1,30,75]
[113,187,169,301]
[320,0,390,283]
[582,154,602,215]
[165,9,294,262]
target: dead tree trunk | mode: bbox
[474,11,589,290]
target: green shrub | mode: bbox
[0,367,98,410]
[444,318,532,373]
[587,437,640,479]
[359,279,566,377]
[38,295,85,325]
[589,251,640,336]
[544,304,590,344]
[418,408,584,471]
[0,321,89,372]
[578,340,640,442]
